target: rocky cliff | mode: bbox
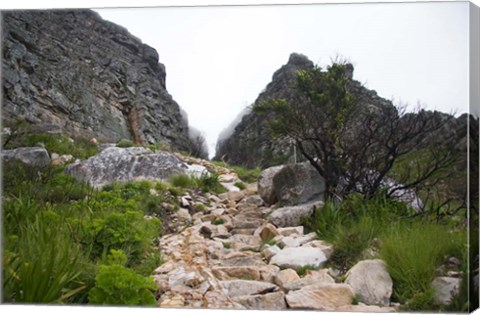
[2,10,192,150]
[214,53,471,169]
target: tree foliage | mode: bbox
[254,62,461,204]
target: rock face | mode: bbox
[214,53,393,168]
[65,146,188,188]
[215,53,315,168]
[2,146,51,167]
[345,259,393,306]
[2,10,193,151]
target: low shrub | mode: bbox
[234,182,247,190]
[88,264,157,306]
[116,139,135,148]
[168,173,197,189]
[380,221,466,310]
[196,173,227,194]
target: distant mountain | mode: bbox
[215,53,397,168]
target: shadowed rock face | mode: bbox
[2,10,192,150]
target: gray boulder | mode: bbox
[345,259,393,306]
[273,162,326,205]
[431,277,461,305]
[258,165,284,205]
[2,147,51,167]
[269,200,324,227]
[65,146,188,188]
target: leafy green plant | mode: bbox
[116,139,135,148]
[380,221,466,310]
[3,213,87,303]
[168,173,197,189]
[211,218,224,225]
[195,172,227,193]
[88,264,157,306]
[296,265,320,277]
[4,130,97,160]
[234,182,247,190]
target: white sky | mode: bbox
[92,2,470,156]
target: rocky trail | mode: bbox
[153,172,398,311]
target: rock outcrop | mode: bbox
[2,10,193,151]
[214,53,474,171]
[214,53,393,168]
[2,146,51,167]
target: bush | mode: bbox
[234,182,247,190]
[116,139,135,148]
[380,221,466,310]
[168,173,197,189]
[196,173,227,194]
[88,264,157,306]
[3,212,87,303]
[4,130,97,160]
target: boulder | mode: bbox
[275,269,300,288]
[220,280,278,298]
[285,283,354,310]
[272,162,326,205]
[269,201,324,227]
[65,147,190,188]
[257,165,284,204]
[283,269,335,292]
[3,147,51,167]
[431,276,461,305]
[345,259,393,306]
[254,223,280,241]
[233,291,287,310]
[337,303,397,312]
[212,266,261,281]
[270,247,327,270]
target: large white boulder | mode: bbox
[345,259,393,306]
[269,247,327,269]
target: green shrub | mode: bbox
[4,131,97,159]
[168,173,197,189]
[211,218,224,225]
[82,210,160,263]
[231,166,261,183]
[3,161,92,203]
[196,173,227,194]
[3,213,87,303]
[296,265,319,277]
[234,182,247,190]
[380,221,466,310]
[88,264,156,306]
[116,139,135,148]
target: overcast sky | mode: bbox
[94,2,469,157]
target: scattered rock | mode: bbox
[337,303,397,312]
[269,201,324,227]
[270,247,327,270]
[285,283,354,310]
[277,226,304,236]
[3,147,51,167]
[233,291,287,310]
[258,165,285,205]
[275,268,300,288]
[220,280,278,297]
[283,269,335,292]
[431,276,461,305]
